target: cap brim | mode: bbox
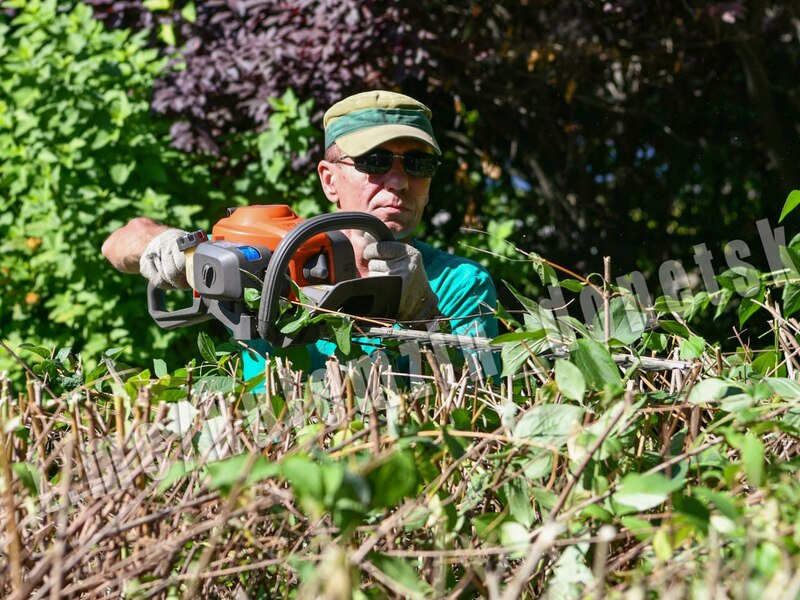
[335,124,441,157]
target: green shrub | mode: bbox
[0,0,323,376]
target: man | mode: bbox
[102,90,498,381]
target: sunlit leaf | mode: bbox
[742,433,764,487]
[555,359,585,402]
[369,554,433,599]
[513,404,584,447]
[779,189,800,222]
[687,378,730,405]
[568,338,621,390]
[614,472,684,513]
[197,331,216,363]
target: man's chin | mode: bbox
[384,221,414,240]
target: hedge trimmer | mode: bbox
[148,204,690,371]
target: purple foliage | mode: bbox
[86,0,431,153]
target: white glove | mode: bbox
[363,238,440,327]
[139,228,189,289]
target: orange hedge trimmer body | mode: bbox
[148,205,401,347]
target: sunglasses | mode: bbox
[334,149,441,178]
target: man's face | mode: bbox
[318,138,433,239]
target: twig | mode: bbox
[0,415,23,593]
[499,523,563,600]
[603,256,612,345]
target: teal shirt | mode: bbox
[242,239,498,385]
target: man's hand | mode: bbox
[102,217,170,274]
[101,218,189,289]
[363,237,440,327]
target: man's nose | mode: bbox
[383,157,409,191]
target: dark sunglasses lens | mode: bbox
[403,152,440,177]
[353,150,394,174]
[352,149,441,177]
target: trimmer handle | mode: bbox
[257,212,394,343]
[147,284,214,330]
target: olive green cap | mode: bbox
[323,90,441,156]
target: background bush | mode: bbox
[0,0,322,376]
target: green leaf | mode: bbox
[546,546,594,599]
[441,426,466,459]
[333,317,352,355]
[620,516,654,541]
[557,279,586,293]
[687,378,730,405]
[109,162,135,185]
[653,528,672,561]
[320,461,345,506]
[693,487,739,521]
[659,320,692,339]
[11,463,39,496]
[503,478,534,528]
[272,345,311,373]
[499,520,530,557]
[716,267,760,296]
[501,341,533,377]
[764,377,800,399]
[244,287,261,310]
[206,453,278,494]
[196,375,237,394]
[513,404,584,447]
[642,332,667,352]
[281,455,324,514]
[165,401,199,437]
[674,494,710,533]
[782,283,800,318]
[158,23,176,47]
[197,331,216,363]
[591,296,648,345]
[504,280,545,318]
[751,351,784,376]
[679,336,705,359]
[17,344,51,360]
[738,287,765,327]
[779,189,800,222]
[403,506,431,532]
[181,0,197,22]
[367,450,418,509]
[528,251,558,286]
[143,0,171,10]
[473,512,504,541]
[554,359,586,402]
[153,358,168,379]
[492,330,547,344]
[780,246,800,276]
[156,460,195,494]
[742,433,764,488]
[568,338,621,390]
[614,472,684,513]
[755,542,782,579]
[369,554,433,599]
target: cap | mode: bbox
[323,90,441,156]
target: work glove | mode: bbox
[139,228,189,289]
[363,237,440,328]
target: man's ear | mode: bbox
[317,160,339,206]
